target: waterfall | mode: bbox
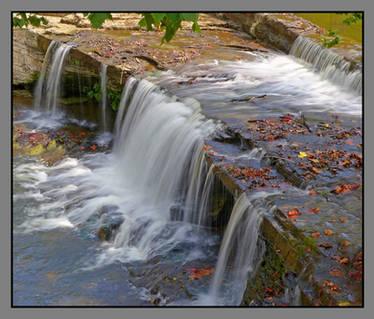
[87,77,218,262]
[208,192,273,305]
[289,36,361,94]
[33,41,72,114]
[100,63,108,131]
[33,40,57,111]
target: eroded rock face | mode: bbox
[12,29,47,86]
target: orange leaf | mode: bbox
[308,207,320,214]
[311,232,320,238]
[345,139,354,145]
[204,145,212,151]
[288,208,302,217]
[29,136,36,141]
[309,190,318,196]
[330,268,344,277]
[339,217,347,223]
[311,167,322,174]
[340,240,351,247]
[340,257,349,264]
[324,229,334,236]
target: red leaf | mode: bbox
[80,132,86,135]
[90,145,97,151]
[308,207,320,214]
[288,208,302,218]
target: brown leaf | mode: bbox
[340,217,347,223]
[319,243,333,249]
[311,167,322,174]
[324,229,334,236]
[311,232,320,238]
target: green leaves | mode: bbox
[83,13,113,29]
[139,13,201,44]
[12,13,48,28]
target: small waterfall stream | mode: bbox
[206,193,275,305]
[289,35,362,94]
[100,63,108,131]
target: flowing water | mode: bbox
[100,63,108,132]
[290,36,362,94]
[13,35,362,306]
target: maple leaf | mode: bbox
[319,243,333,249]
[308,207,320,214]
[298,151,307,159]
[311,167,322,174]
[339,240,351,247]
[330,268,344,277]
[340,257,349,264]
[324,229,334,236]
[288,208,302,217]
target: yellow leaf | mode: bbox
[298,151,307,159]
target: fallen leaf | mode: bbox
[324,229,334,236]
[311,232,320,238]
[340,240,351,247]
[288,208,302,217]
[345,139,354,145]
[308,207,320,214]
[90,145,97,151]
[204,145,212,151]
[309,190,318,196]
[340,257,349,264]
[330,268,344,277]
[188,268,214,280]
[311,167,322,174]
[339,217,347,223]
[80,132,86,135]
[46,273,56,280]
[298,151,307,159]
[242,179,246,184]
[319,243,333,249]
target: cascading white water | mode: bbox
[289,36,362,94]
[33,41,72,114]
[206,192,275,305]
[94,77,217,262]
[33,40,57,111]
[100,63,108,131]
